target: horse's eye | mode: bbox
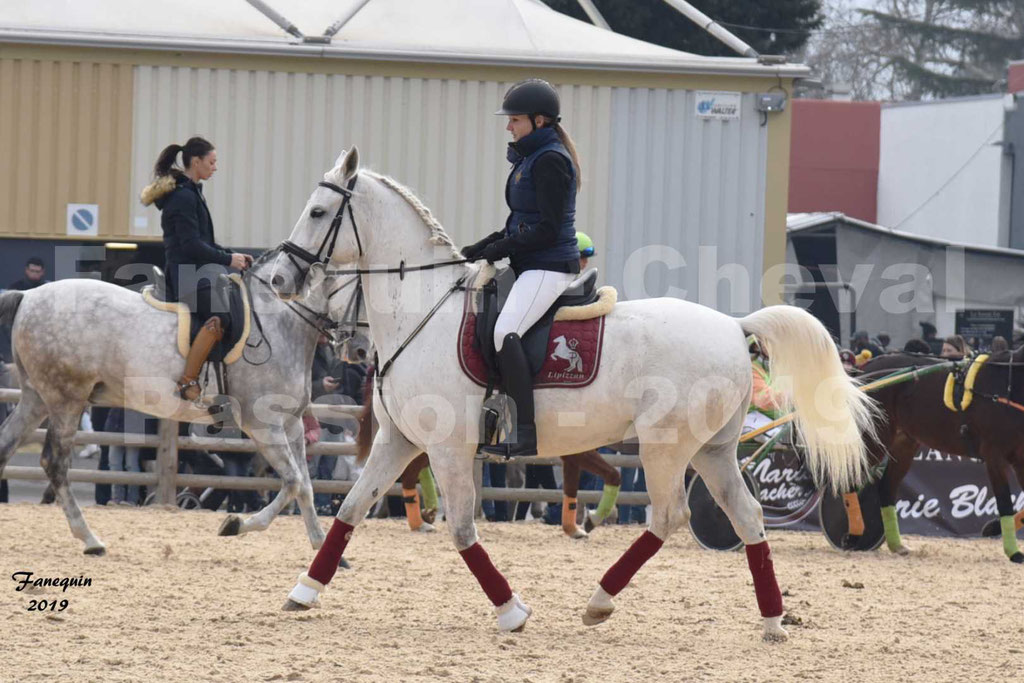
[310,207,326,218]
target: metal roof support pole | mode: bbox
[324,0,376,39]
[659,0,758,58]
[245,0,304,40]
[575,0,611,30]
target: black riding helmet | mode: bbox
[495,79,561,121]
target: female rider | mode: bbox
[462,79,583,457]
[141,136,252,401]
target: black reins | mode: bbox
[272,173,474,429]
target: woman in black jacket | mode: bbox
[462,79,582,457]
[141,137,252,400]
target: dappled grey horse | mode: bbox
[0,255,341,554]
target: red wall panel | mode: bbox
[789,99,880,223]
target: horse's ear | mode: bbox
[339,146,360,180]
[333,149,348,167]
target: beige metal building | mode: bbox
[0,0,808,311]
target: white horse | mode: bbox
[0,254,340,554]
[270,148,876,641]
[550,335,583,373]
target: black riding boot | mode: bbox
[480,333,537,457]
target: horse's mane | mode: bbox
[368,172,462,259]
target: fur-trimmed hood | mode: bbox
[139,174,181,207]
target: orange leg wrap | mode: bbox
[843,492,865,536]
[403,488,423,530]
[562,496,580,536]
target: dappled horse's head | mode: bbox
[269,147,362,301]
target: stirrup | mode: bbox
[176,378,201,400]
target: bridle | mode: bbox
[279,177,361,283]
[279,174,468,282]
[272,172,473,428]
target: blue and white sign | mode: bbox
[67,203,99,236]
[695,91,742,121]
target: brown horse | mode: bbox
[355,367,621,538]
[845,351,1024,562]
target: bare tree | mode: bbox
[798,0,1016,101]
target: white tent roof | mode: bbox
[0,0,809,77]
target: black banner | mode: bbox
[750,446,1024,537]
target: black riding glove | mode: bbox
[481,238,514,264]
[461,231,505,261]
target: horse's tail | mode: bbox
[0,291,24,327]
[354,365,377,466]
[739,305,877,493]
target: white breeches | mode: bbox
[494,269,578,351]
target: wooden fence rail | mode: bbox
[0,388,648,506]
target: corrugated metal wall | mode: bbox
[130,66,768,313]
[130,67,614,269]
[605,89,767,314]
[0,57,133,238]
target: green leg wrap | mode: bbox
[1001,516,1021,559]
[881,506,902,552]
[592,484,620,524]
[418,467,439,511]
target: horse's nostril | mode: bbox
[271,274,285,289]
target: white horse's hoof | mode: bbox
[762,616,788,642]
[582,586,614,626]
[496,593,532,632]
[564,526,588,540]
[83,543,107,556]
[284,573,323,611]
[218,515,243,536]
[413,522,436,533]
[890,543,911,556]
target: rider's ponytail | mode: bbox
[548,120,582,193]
[153,144,183,178]
[153,137,215,178]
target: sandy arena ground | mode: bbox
[1,503,1022,682]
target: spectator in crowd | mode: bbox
[104,408,143,506]
[839,349,858,373]
[877,332,891,352]
[743,338,785,440]
[310,334,358,515]
[0,361,12,503]
[75,410,101,459]
[514,463,558,521]
[1,257,50,362]
[919,321,943,355]
[903,338,931,354]
[617,439,646,525]
[618,471,647,524]
[8,257,49,291]
[941,335,970,359]
[991,335,1009,353]
[851,330,883,358]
